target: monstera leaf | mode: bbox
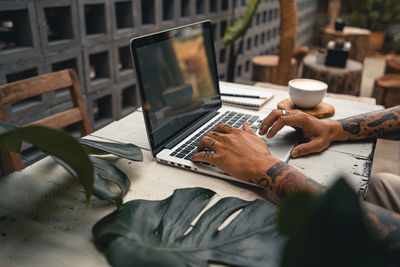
[93,187,284,267]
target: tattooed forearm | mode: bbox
[251,161,324,202]
[337,105,400,141]
[266,161,289,183]
[251,160,400,261]
[367,113,398,127]
[363,202,400,260]
[339,117,365,135]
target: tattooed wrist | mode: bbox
[250,161,325,202]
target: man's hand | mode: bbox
[259,109,340,158]
[191,122,280,182]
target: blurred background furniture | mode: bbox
[372,74,400,107]
[251,55,297,84]
[0,69,92,175]
[321,27,371,63]
[385,54,400,74]
[301,53,363,96]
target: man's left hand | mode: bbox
[191,122,280,182]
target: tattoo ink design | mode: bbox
[362,203,400,262]
[207,137,216,146]
[266,162,290,183]
[211,132,220,137]
[305,178,325,194]
[338,117,365,135]
[338,106,400,140]
[367,113,398,127]
[204,150,215,161]
[276,172,301,198]
[364,212,393,240]
[255,178,271,189]
[257,161,325,201]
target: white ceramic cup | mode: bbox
[288,79,328,108]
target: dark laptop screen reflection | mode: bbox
[136,26,220,148]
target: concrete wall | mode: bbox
[0,0,317,165]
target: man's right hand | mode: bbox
[259,109,341,158]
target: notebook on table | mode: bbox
[219,81,274,110]
[130,20,298,185]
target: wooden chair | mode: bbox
[0,69,92,175]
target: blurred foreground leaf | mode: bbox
[0,122,93,201]
[277,178,389,267]
[0,121,143,206]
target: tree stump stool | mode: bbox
[276,46,310,73]
[251,55,297,83]
[301,53,363,96]
[385,54,400,74]
[321,26,371,63]
[292,46,310,65]
[372,74,400,108]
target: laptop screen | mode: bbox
[131,21,221,154]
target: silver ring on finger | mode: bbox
[281,109,286,116]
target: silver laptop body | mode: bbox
[130,21,297,185]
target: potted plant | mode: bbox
[343,0,400,51]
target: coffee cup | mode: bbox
[288,79,327,108]
[163,84,193,109]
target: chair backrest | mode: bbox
[0,69,92,175]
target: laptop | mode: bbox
[130,21,298,185]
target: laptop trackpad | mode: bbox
[259,130,298,162]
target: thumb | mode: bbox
[291,140,324,158]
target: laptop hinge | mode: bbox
[164,110,220,150]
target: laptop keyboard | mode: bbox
[169,111,262,160]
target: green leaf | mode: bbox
[223,0,260,46]
[276,191,318,236]
[79,139,143,161]
[278,178,389,267]
[0,124,93,201]
[53,156,131,207]
[92,187,284,267]
[0,121,22,152]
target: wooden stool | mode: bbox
[276,46,310,72]
[385,54,400,74]
[251,55,297,83]
[301,53,363,96]
[321,26,371,63]
[372,74,400,108]
[292,46,310,66]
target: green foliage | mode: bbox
[79,139,143,161]
[0,121,143,206]
[0,122,94,201]
[343,0,400,31]
[277,178,389,267]
[92,179,392,266]
[92,187,284,267]
[223,0,260,46]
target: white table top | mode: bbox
[0,83,381,266]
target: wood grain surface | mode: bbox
[277,98,335,118]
